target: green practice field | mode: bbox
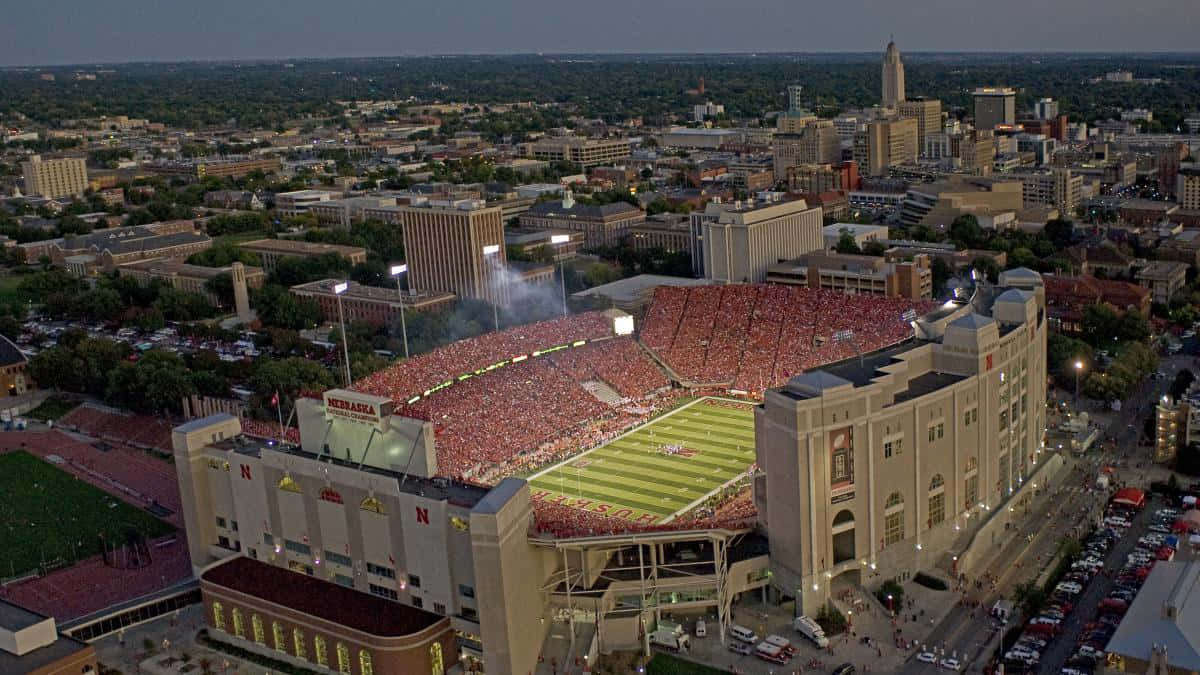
[528,398,756,524]
[0,451,175,579]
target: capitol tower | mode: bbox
[882,37,906,108]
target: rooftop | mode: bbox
[290,279,454,307]
[525,199,643,220]
[119,258,263,280]
[0,600,91,674]
[1105,561,1200,671]
[201,556,446,638]
[240,238,366,256]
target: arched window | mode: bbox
[359,650,375,675]
[293,628,307,661]
[832,509,855,526]
[211,602,225,632]
[278,475,301,493]
[231,608,245,638]
[430,642,445,675]
[928,474,945,491]
[336,642,351,674]
[884,492,904,546]
[360,496,386,514]
[272,621,286,652]
[251,614,265,645]
[964,456,978,473]
[314,635,328,667]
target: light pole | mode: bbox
[483,244,501,331]
[551,234,570,317]
[333,281,352,387]
[1074,360,1084,409]
[389,264,410,360]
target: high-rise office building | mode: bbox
[853,118,918,176]
[974,88,1017,130]
[698,195,824,283]
[1034,98,1058,120]
[1178,166,1200,210]
[897,97,943,154]
[882,39,906,108]
[773,120,841,181]
[393,204,509,306]
[788,85,804,113]
[21,155,87,198]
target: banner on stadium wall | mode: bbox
[323,389,394,432]
[829,425,854,499]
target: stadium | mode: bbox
[169,275,1048,675]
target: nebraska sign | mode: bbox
[323,389,394,431]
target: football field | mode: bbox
[528,398,756,524]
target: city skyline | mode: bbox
[2,0,1198,67]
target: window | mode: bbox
[285,539,311,556]
[936,423,944,439]
[359,650,374,675]
[884,437,902,458]
[1021,393,1027,414]
[217,536,232,549]
[216,517,227,529]
[999,410,1008,430]
[928,493,945,527]
[212,602,225,632]
[314,636,328,667]
[232,608,245,638]
[431,643,445,675]
[370,584,398,600]
[461,606,479,621]
[251,614,265,645]
[367,562,395,579]
[337,643,351,674]
[434,602,446,615]
[459,584,475,599]
[273,621,286,652]
[999,454,1010,491]
[965,475,978,506]
[412,597,423,609]
[970,409,978,424]
[408,574,421,588]
[964,409,971,426]
[884,492,904,546]
[334,574,354,588]
[928,426,936,443]
[231,520,238,532]
[263,533,274,546]
[325,550,352,567]
[293,628,306,661]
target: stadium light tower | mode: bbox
[389,264,410,359]
[551,234,571,317]
[483,244,502,331]
[333,281,353,387]
[833,329,865,369]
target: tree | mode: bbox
[1008,247,1038,270]
[1012,580,1047,618]
[1044,218,1075,249]
[204,273,235,307]
[0,316,20,341]
[949,214,984,249]
[834,230,862,255]
[247,357,336,418]
[971,256,1000,284]
[253,285,322,330]
[1170,370,1195,399]
[930,257,953,298]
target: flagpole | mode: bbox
[275,391,284,443]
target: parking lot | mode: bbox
[1005,492,1195,674]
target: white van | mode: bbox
[729,625,758,644]
[694,619,707,638]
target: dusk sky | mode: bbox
[2,0,1196,66]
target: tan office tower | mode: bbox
[853,118,918,176]
[973,88,1016,131]
[773,120,841,181]
[397,204,509,306]
[897,98,942,153]
[882,39,906,108]
[21,155,88,198]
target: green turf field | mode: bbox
[0,451,175,579]
[527,398,756,524]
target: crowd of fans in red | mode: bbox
[354,312,613,403]
[642,284,933,393]
[529,484,757,538]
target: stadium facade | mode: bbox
[756,267,1048,613]
[173,270,1048,675]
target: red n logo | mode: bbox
[240,465,252,480]
[415,507,429,525]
